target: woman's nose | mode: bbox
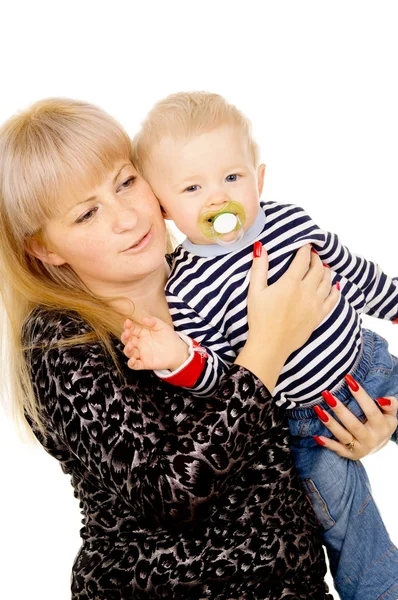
[111,204,139,233]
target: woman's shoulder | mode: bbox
[22,306,92,346]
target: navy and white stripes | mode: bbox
[166,202,398,408]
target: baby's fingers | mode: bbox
[141,315,161,329]
[121,328,132,345]
[127,346,141,369]
[127,356,144,370]
[123,336,140,359]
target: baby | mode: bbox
[124,92,398,599]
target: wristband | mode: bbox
[154,334,208,387]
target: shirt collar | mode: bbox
[181,205,266,257]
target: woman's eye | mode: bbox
[184,185,200,193]
[76,207,98,223]
[226,174,239,182]
[119,176,136,190]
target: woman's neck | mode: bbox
[112,259,173,326]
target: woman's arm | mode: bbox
[236,243,339,391]
[29,336,279,524]
[27,247,338,525]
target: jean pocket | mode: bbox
[301,478,335,532]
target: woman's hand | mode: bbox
[313,376,398,459]
[235,242,339,391]
[247,243,339,354]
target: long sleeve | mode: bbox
[26,311,275,527]
[166,292,236,396]
[302,210,398,320]
[24,310,334,598]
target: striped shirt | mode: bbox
[166,202,398,408]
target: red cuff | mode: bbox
[157,339,208,387]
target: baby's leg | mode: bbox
[359,335,398,444]
[288,330,398,600]
[288,427,398,600]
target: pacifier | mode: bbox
[198,201,246,246]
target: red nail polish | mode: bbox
[313,405,329,422]
[321,390,337,408]
[322,263,330,268]
[344,374,359,392]
[393,318,398,324]
[311,248,318,254]
[376,397,391,407]
[313,435,326,446]
[336,282,341,291]
[253,241,262,258]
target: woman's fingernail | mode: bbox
[313,435,326,446]
[344,374,359,392]
[376,397,392,407]
[336,282,341,291]
[321,390,338,408]
[313,405,329,422]
[253,241,262,258]
[322,263,330,268]
[311,248,318,254]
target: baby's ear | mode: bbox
[25,235,66,266]
[257,164,266,196]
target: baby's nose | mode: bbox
[206,192,229,208]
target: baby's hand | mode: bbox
[121,317,189,371]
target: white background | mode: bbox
[1,1,398,598]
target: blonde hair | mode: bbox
[132,91,260,179]
[0,98,174,437]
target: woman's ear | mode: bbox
[257,164,266,196]
[160,203,172,220]
[25,236,66,266]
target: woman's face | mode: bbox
[37,160,168,297]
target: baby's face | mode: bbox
[145,125,265,245]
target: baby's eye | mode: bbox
[76,207,98,224]
[225,174,240,182]
[184,185,200,193]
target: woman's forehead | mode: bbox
[55,158,134,215]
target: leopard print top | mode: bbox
[25,309,332,599]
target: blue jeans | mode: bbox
[288,329,398,600]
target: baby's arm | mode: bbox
[291,204,398,321]
[163,294,237,396]
[122,309,236,396]
[122,316,190,371]
[315,229,398,320]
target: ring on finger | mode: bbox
[345,436,357,451]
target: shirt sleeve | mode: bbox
[27,312,275,527]
[165,292,237,396]
[292,204,398,321]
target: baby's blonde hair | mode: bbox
[0,98,173,436]
[132,91,260,179]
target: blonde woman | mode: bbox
[0,99,396,599]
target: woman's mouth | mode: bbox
[121,228,152,253]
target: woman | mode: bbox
[0,98,396,599]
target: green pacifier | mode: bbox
[199,201,246,246]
